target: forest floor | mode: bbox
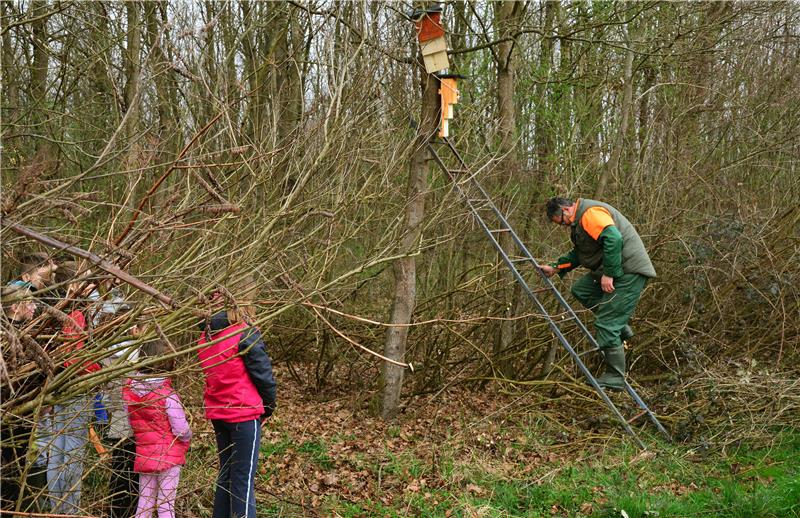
[171,363,799,518]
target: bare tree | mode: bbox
[381,61,439,418]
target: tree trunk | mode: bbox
[240,1,262,142]
[381,67,438,420]
[123,1,142,142]
[30,0,50,153]
[145,3,180,155]
[120,1,144,212]
[2,1,19,119]
[276,5,305,146]
[595,23,634,199]
[493,0,526,379]
[538,1,567,376]
[535,1,557,179]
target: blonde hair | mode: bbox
[227,274,258,324]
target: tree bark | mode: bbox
[2,1,19,119]
[145,2,176,145]
[123,1,142,141]
[595,23,634,199]
[29,0,50,153]
[381,67,438,420]
[535,0,557,179]
[493,0,526,379]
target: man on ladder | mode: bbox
[539,197,657,391]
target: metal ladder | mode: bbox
[427,137,670,449]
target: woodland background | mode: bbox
[1,1,799,516]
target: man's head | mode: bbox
[545,197,576,226]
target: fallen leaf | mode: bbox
[630,450,656,465]
[466,483,484,496]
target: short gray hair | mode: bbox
[545,197,573,219]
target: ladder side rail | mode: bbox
[432,140,670,444]
[431,140,606,364]
[624,383,672,440]
[492,200,670,440]
[429,143,647,448]
[473,204,647,450]
[537,310,647,449]
[471,180,603,346]
[437,139,605,352]
[478,184,671,440]
[441,139,514,231]
[443,146,606,354]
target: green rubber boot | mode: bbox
[597,346,626,391]
[620,325,634,342]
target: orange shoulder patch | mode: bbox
[581,206,615,240]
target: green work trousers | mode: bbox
[570,272,647,351]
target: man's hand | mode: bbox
[601,275,615,293]
[539,265,557,278]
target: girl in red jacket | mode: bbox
[123,340,191,518]
[198,279,276,518]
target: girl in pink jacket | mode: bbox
[123,340,191,518]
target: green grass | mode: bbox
[248,428,798,517]
[318,431,799,517]
[297,439,334,470]
[452,432,800,518]
[260,434,293,458]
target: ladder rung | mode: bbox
[510,257,530,263]
[488,228,510,234]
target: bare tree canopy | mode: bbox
[1,1,798,515]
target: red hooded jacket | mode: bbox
[197,312,276,423]
[123,377,190,473]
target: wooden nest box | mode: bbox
[437,73,464,138]
[411,4,449,74]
